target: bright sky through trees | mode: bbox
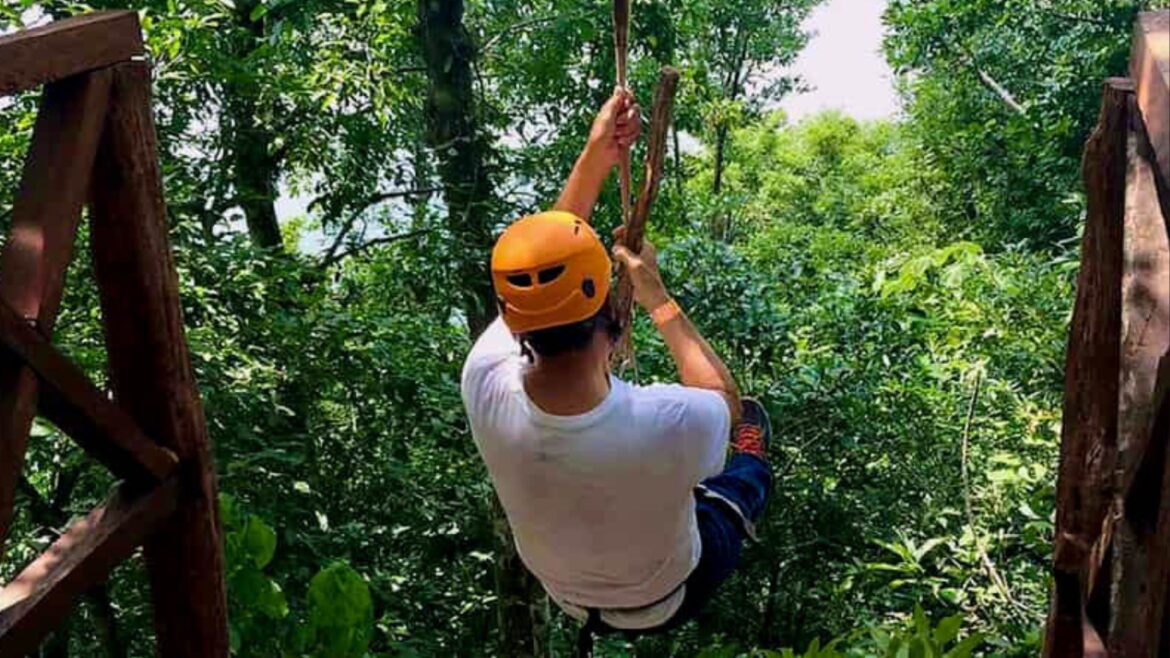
[778,0,899,121]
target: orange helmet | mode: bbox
[491,211,611,333]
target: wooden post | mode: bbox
[1107,18,1170,650]
[88,62,229,657]
[1130,11,1169,199]
[1044,78,1130,658]
[0,70,111,558]
[1046,14,1170,654]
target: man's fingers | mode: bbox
[612,244,638,267]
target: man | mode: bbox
[461,91,773,640]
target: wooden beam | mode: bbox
[613,66,681,365]
[89,61,229,658]
[0,71,111,559]
[1107,94,1170,658]
[0,479,178,658]
[0,299,177,483]
[1043,78,1131,658]
[1131,11,1170,196]
[0,11,143,97]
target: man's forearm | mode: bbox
[652,296,742,424]
[554,146,610,223]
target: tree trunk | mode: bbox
[224,0,282,250]
[673,122,685,213]
[416,0,497,334]
[711,124,730,239]
[88,584,127,658]
[38,616,69,658]
[758,559,782,646]
[415,1,548,655]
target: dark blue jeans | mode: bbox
[660,451,773,629]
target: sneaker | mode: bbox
[732,397,771,460]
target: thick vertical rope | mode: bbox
[613,0,632,232]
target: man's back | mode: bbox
[461,319,730,611]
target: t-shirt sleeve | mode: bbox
[678,387,733,480]
[461,317,521,408]
[642,384,732,482]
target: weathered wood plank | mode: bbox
[1108,102,1170,656]
[613,66,681,363]
[88,61,229,658]
[1044,78,1131,658]
[0,71,111,559]
[0,479,178,658]
[0,299,177,482]
[1131,10,1170,197]
[0,11,142,97]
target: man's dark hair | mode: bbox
[521,298,621,358]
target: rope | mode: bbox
[613,0,632,233]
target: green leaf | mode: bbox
[241,516,277,569]
[306,562,373,658]
[913,604,929,636]
[933,615,962,645]
[232,567,288,619]
[945,634,984,658]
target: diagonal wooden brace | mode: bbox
[0,70,112,559]
[0,299,178,483]
[0,478,178,658]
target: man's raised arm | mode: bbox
[554,90,641,222]
[612,237,743,426]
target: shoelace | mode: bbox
[733,425,765,457]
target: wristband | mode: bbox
[649,298,682,327]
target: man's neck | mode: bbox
[524,352,611,416]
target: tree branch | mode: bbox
[317,187,442,263]
[959,372,1029,616]
[971,65,1029,116]
[951,42,1029,117]
[319,227,435,268]
[482,15,561,54]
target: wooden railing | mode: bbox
[0,12,228,657]
[1045,10,1170,657]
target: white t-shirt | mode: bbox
[461,318,730,629]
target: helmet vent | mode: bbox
[582,278,596,298]
[506,273,533,287]
[537,265,566,284]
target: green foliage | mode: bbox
[301,563,375,658]
[223,493,289,654]
[698,606,983,658]
[222,495,375,657]
[883,0,1165,248]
